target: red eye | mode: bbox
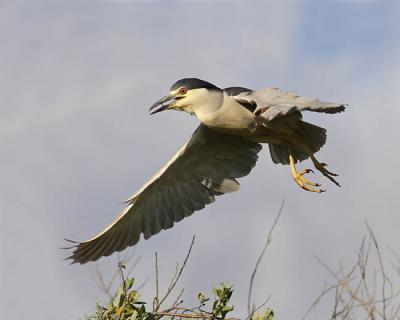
[179,87,187,94]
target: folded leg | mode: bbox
[310,154,341,187]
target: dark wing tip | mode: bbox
[65,242,94,265]
[63,238,78,244]
[60,238,78,250]
[333,103,347,113]
[61,238,83,264]
[63,230,141,265]
[62,238,96,265]
[65,255,79,265]
[329,103,348,113]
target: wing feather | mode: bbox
[67,125,262,264]
[235,87,346,122]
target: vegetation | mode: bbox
[82,202,399,320]
[83,234,275,320]
[84,274,274,320]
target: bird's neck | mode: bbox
[195,93,257,133]
[192,90,224,124]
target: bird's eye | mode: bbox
[179,87,187,94]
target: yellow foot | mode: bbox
[292,168,325,193]
[311,156,341,187]
[289,155,325,193]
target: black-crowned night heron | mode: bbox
[67,78,346,264]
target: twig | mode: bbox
[302,283,339,320]
[172,288,185,309]
[331,284,340,319]
[244,295,272,320]
[89,248,140,300]
[366,222,387,320]
[156,311,240,320]
[156,312,206,319]
[126,253,142,278]
[156,236,196,311]
[135,277,148,292]
[154,252,160,312]
[305,223,400,320]
[247,199,285,316]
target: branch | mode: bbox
[247,199,285,316]
[156,236,196,311]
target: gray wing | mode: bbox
[223,86,252,96]
[67,125,262,264]
[235,87,346,122]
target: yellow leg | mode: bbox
[289,153,325,193]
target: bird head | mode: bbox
[149,78,222,115]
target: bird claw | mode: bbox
[292,167,324,193]
[300,168,314,175]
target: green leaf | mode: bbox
[114,286,125,307]
[128,291,138,303]
[252,308,275,320]
[222,305,234,313]
[198,292,209,305]
[125,278,135,290]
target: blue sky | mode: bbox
[1,1,399,319]
[299,2,398,55]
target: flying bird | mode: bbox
[67,78,346,264]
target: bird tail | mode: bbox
[299,121,327,154]
[269,144,291,165]
[269,144,309,165]
[269,121,327,165]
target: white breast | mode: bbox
[196,94,256,133]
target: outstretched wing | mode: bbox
[235,87,346,122]
[67,125,262,264]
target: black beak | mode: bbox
[149,94,176,115]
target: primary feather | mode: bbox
[68,125,261,264]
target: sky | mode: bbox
[1,0,399,319]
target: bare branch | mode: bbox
[366,222,388,320]
[305,223,400,320]
[88,248,140,300]
[153,252,160,312]
[302,283,339,320]
[247,199,285,316]
[156,236,196,311]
